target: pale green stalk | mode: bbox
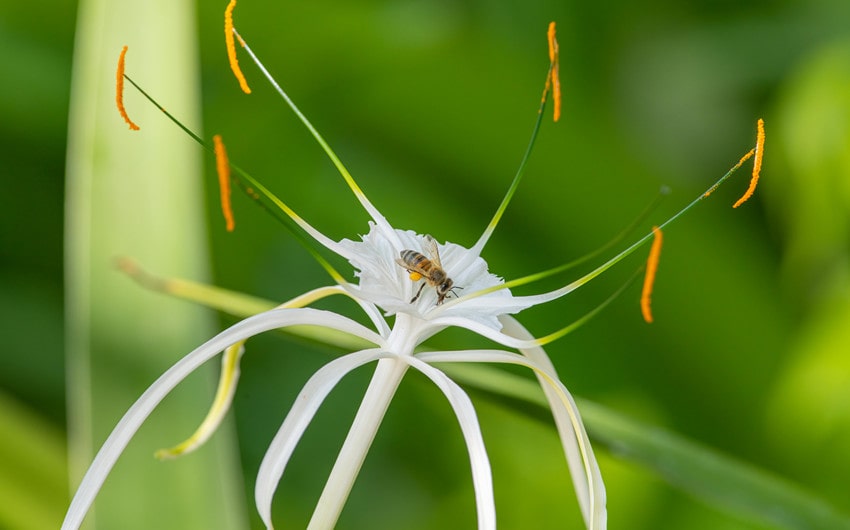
[64,1,246,528]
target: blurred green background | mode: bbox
[3,0,850,528]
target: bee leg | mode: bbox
[410,282,427,303]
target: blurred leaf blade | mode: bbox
[0,392,68,530]
[63,0,248,528]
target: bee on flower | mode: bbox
[64,3,764,530]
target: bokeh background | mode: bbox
[2,0,850,528]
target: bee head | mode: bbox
[435,279,458,305]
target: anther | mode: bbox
[733,118,765,208]
[115,46,140,130]
[213,135,235,232]
[225,0,252,94]
[641,226,663,323]
[547,22,561,122]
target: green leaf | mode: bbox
[64,1,248,528]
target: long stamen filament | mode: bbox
[439,147,757,312]
[533,267,642,347]
[472,22,561,255]
[116,257,387,344]
[230,27,400,247]
[121,74,347,285]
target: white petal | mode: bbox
[427,315,542,349]
[255,348,390,529]
[62,308,382,530]
[402,356,496,530]
[154,341,246,460]
[417,347,607,530]
[498,315,606,529]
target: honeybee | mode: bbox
[396,235,460,305]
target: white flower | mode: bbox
[65,15,622,530]
[339,224,533,327]
[62,216,608,530]
[65,3,767,526]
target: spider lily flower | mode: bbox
[64,6,765,530]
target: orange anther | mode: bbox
[225,0,252,94]
[546,22,561,122]
[733,118,765,208]
[640,226,663,323]
[213,135,235,232]
[115,46,140,130]
[547,22,561,122]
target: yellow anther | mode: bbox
[213,135,235,232]
[547,22,561,122]
[115,46,140,130]
[733,118,765,208]
[225,0,252,94]
[640,226,663,323]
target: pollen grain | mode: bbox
[115,46,140,131]
[733,118,765,208]
[225,0,252,94]
[213,135,235,232]
[641,226,663,324]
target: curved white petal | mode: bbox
[403,356,496,530]
[255,348,390,529]
[62,308,382,530]
[417,347,607,530]
[427,315,543,350]
[498,315,606,529]
[349,293,391,337]
[509,283,581,307]
[155,341,246,460]
[285,285,390,338]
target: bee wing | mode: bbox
[424,234,442,268]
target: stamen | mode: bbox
[213,135,235,232]
[119,58,356,286]
[547,22,561,122]
[224,0,252,94]
[473,22,562,255]
[640,226,663,323]
[115,46,140,131]
[733,118,765,208]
